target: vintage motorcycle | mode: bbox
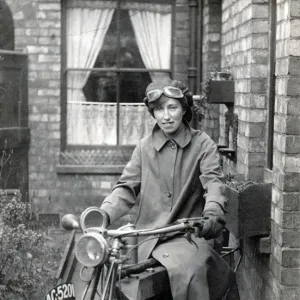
[45,207,240,300]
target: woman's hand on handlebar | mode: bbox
[197,214,226,240]
[175,217,205,238]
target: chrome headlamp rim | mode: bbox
[80,206,109,232]
[75,232,109,268]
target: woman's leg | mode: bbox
[152,236,234,300]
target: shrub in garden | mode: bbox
[0,192,65,300]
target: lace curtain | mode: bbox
[67,102,155,145]
[119,104,155,145]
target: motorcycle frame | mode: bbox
[76,221,200,300]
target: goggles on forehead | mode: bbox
[146,86,187,103]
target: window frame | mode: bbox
[60,0,175,152]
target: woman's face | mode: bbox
[153,96,186,136]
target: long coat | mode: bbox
[101,122,234,300]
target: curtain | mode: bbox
[67,102,154,145]
[66,5,114,144]
[66,6,114,100]
[120,104,155,145]
[67,102,117,145]
[129,6,171,82]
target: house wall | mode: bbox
[201,0,300,299]
[270,0,300,298]
[200,0,222,143]
[5,0,300,298]
[4,0,191,218]
[217,1,272,298]
[220,0,269,182]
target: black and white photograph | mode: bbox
[0,0,299,299]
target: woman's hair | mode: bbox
[145,80,193,122]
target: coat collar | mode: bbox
[152,121,192,151]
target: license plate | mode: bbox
[45,283,75,300]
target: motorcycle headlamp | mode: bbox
[80,207,110,232]
[75,232,109,268]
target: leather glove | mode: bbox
[198,212,226,240]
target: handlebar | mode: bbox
[61,211,205,238]
[89,221,202,238]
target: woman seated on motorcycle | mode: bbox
[100,79,235,300]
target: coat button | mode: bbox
[171,143,176,149]
[163,253,169,258]
[166,192,172,197]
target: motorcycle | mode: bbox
[45,207,209,300]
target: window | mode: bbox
[62,0,173,149]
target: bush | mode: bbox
[0,193,66,300]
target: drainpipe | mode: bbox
[188,0,198,128]
[266,0,276,170]
[194,0,204,129]
[196,0,203,96]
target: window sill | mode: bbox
[56,164,125,175]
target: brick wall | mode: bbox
[201,0,221,142]
[6,0,63,211]
[220,0,269,182]
[5,0,191,218]
[219,1,272,297]
[5,0,300,298]
[271,0,300,298]
[216,0,300,299]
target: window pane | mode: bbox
[84,71,117,103]
[119,103,155,145]
[121,1,172,73]
[66,1,116,69]
[119,10,145,69]
[67,71,117,146]
[94,9,146,69]
[93,10,118,69]
[118,71,154,145]
[119,72,151,103]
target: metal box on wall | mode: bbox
[225,182,272,238]
[207,80,234,104]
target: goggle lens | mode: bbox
[146,89,163,103]
[146,86,184,103]
[163,86,184,98]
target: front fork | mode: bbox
[80,261,119,300]
[82,237,126,300]
[99,260,118,300]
